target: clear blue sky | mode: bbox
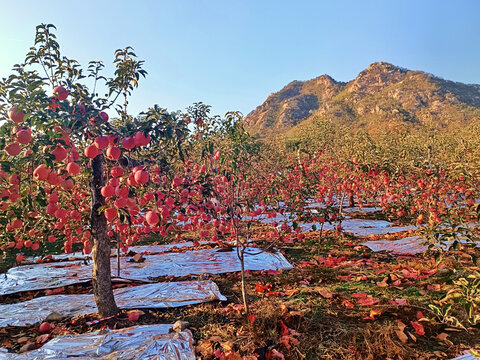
[1,0,480,117]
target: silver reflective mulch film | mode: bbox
[0,324,195,360]
[25,241,199,262]
[341,207,383,214]
[450,351,479,360]
[362,236,479,255]
[0,247,292,296]
[0,261,92,296]
[362,236,428,254]
[116,247,293,280]
[0,280,226,327]
[300,218,418,236]
[259,213,419,236]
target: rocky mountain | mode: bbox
[244,62,480,138]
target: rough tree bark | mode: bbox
[349,194,355,207]
[91,153,118,317]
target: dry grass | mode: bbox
[1,226,480,359]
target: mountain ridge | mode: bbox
[244,62,480,138]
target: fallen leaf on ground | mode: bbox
[317,288,334,298]
[357,297,380,306]
[437,333,449,341]
[352,293,368,298]
[45,287,65,296]
[388,298,408,305]
[36,334,50,344]
[395,329,408,343]
[411,321,425,335]
[267,349,285,360]
[284,289,299,296]
[408,331,417,342]
[376,277,389,287]
[444,327,462,332]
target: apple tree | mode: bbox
[0,24,192,316]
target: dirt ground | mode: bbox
[1,224,479,359]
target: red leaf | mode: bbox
[279,335,291,349]
[342,300,355,308]
[357,297,380,306]
[214,348,223,358]
[256,283,272,293]
[410,321,425,335]
[279,320,289,336]
[265,270,281,275]
[352,293,368,298]
[255,283,264,293]
[392,279,402,286]
[267,349,285,360]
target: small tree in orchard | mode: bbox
[187,108,294,312]
[212,114,263,312]
[0,24,191,316]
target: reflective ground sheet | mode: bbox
[26,241,200,262]
[451,351,479,360]
[0,281,226,327]
[362,236,428,254]
[342,207,383,214]
[363,236,479,255]
[0,247,293,296]
[0,324,195,360]
[300,218,417,236]
[255,211,418,236]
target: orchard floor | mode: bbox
[1,223,480,359]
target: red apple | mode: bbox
[39,322,53,333]
[53,86,68,101]
[128,310,144,321]
[5,143,21,157]
[8,107,25,123]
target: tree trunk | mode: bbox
[91,153,118,317]
[349,194,355,207]
[239,248,249,315]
